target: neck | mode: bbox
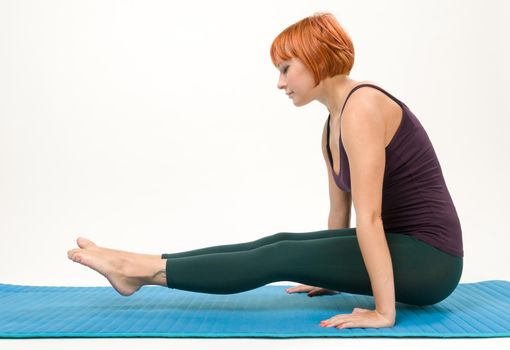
[316,75,359,120]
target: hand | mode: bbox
[286,284,340,297]
[320,307,396,329]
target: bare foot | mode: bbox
[67,238,167,296]
[76,237,162,260]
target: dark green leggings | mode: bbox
[161,228,463,306]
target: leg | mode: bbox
[161,227,357,258]
[164,232,463,306]
[68,230,462,305]
[67,229,355,296]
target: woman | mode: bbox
[67,12,463,330]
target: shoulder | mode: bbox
[340,86,386,139]
[342,83,388,117]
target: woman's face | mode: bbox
[276,57,317,107]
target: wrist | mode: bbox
[377,307,396,319]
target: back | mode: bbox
[332,84,464,258]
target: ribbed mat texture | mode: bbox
[0,280,509,338]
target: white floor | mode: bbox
[1,338,510,350]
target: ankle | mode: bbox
[121,256,167,287]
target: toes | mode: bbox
[67,251,77,262]
[72,253,82,263]
[77,237,96,249]
[69,250,89,265]
[67,248,81,260]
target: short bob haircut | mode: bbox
[270,12,355,87]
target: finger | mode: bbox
[310,290,328,297]
[317,288,339,296]
[336,321,353,329]
[287,285,306,290]
[329,312,361,325]
[321,315,349,327]
[322,320,346,328]
[308,288,320,296]
[329,319,354,328]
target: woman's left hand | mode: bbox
[320,307,396,329]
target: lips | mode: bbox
[286,92,294,96]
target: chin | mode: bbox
[292,96,311,107]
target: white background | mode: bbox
[1,0,509,349]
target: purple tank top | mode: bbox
[326,83,463,257]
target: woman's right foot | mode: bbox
[67,238,168,296]
[76,237,162,260]
[68,245,142,296]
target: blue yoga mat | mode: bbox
[0,280,509,338]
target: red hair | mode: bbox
[270,12,355,87]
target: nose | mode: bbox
[277,72,286,90]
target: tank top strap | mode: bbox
[340,83,403,116]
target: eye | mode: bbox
[283,66,289,74]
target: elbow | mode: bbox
[356,213,383,228]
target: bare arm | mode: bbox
[321,118,352,229]
[341,91,396,319]
[328,209,351,230]
[286,122,354,296]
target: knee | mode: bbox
[256,239,297,265]
[271,231,294,241]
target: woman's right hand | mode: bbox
[285,284,340,297]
